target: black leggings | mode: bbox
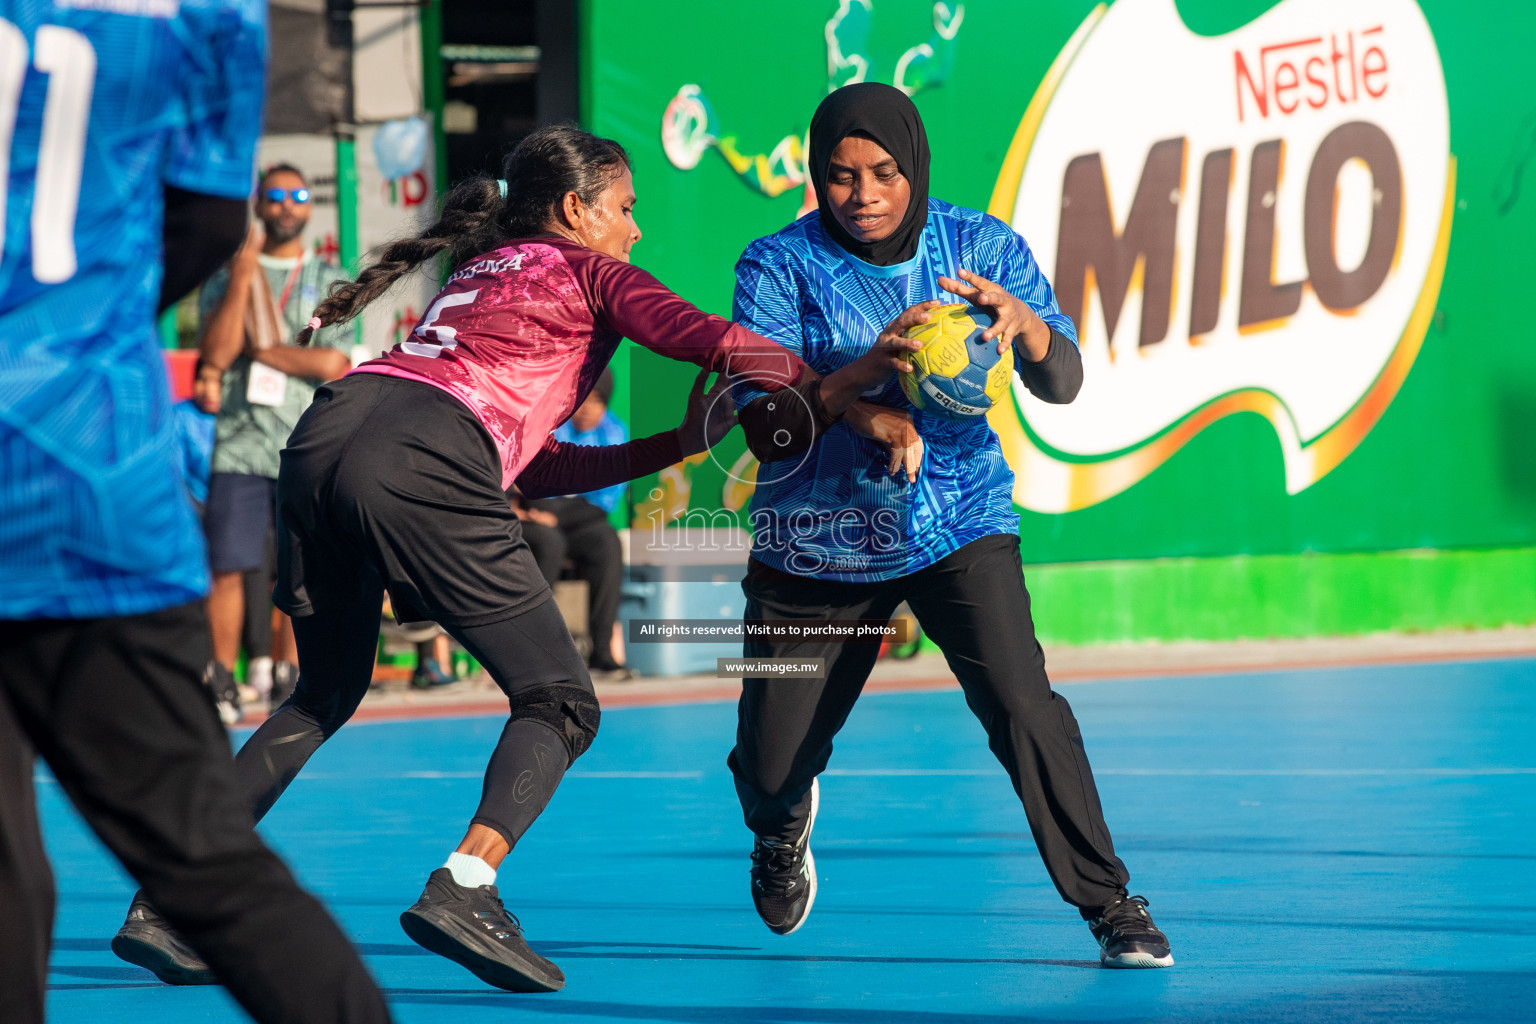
[245,374,601,850]
[235,591,597,849]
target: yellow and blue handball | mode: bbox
[898,304,1012,420]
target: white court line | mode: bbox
[39,767,1531,784]
[568,771,705,779]
[827,767,1536,777]
[397,769,705,780]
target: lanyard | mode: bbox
[275,256,306,314]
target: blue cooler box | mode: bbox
[618,526,749,677]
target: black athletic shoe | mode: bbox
[205,661,241,725]
[749,778,819,935]
[1086,894,1174,968]
[399,868,565,992]
[410,657,455,689]
[269,661,299,707]
[111,893,216,985]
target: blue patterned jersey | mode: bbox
[0,0,266,619]
[733,198,1076,582]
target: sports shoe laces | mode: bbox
[750,842,802,896]
[1098,895,1158,936]
[472,887,523,936]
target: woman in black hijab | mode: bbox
[728,82,1173,968]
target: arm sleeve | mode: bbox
[737,378,839,463]
[1018,329,1083,404]
[516,431,686,500]
[582,254,809,396]
[159,188,245,312]
[982,216,1083,405]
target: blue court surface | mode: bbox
[42,656,1536,1023]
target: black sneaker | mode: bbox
[399,868,565,992]
[749,778,819,935]
[1086,894,1174,968]
[269,661,299,708]
[111,892,216,985]
[410,657,455,689]
[205,661,241,725]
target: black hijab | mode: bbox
[808,82,931,266]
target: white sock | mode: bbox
[443,852,497,889]
[247,656,273,699]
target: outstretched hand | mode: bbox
[675,369,739,456]
[937,269,1050,361]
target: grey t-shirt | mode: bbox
[200,253,351,479]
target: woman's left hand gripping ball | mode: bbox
[937,269,1051,362]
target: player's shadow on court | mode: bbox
[47,964,164,990]
[50,938,111,952]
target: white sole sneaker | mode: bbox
[779,779,819,935]
[1101,948,1175,968]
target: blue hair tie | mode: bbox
[497,178,507,198]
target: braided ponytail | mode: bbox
[296,176,503,344]
[297,125,630,346]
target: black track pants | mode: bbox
[728,533,1131,910]
[0,604,391,1024]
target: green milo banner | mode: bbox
[581,0,1536,642]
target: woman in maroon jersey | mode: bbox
[112,125,926,994]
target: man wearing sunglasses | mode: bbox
[193,163,352,720]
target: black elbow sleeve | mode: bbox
[1020,329,1084,405]
[739,378,837,463]
[159,187,247,313]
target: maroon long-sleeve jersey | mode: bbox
[350,237,808,491]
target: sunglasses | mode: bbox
[261,187,310,204]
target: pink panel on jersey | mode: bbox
[351,237,806,489]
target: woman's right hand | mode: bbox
[817,300,938,416]
[845,401,924,483]
[847,300,938,388]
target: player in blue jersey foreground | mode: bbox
[0,0,390,1019]
[725,83,1174,968]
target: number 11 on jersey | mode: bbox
[0,19,96,284]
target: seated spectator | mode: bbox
[515,369,630,676]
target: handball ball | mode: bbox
[898,303,1012,420]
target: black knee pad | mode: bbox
[505,683,601,761]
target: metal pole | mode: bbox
[334,131,362,343]
[418,0,448,194]
[334,132,359,271]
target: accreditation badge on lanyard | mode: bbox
[246,259,306,407]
